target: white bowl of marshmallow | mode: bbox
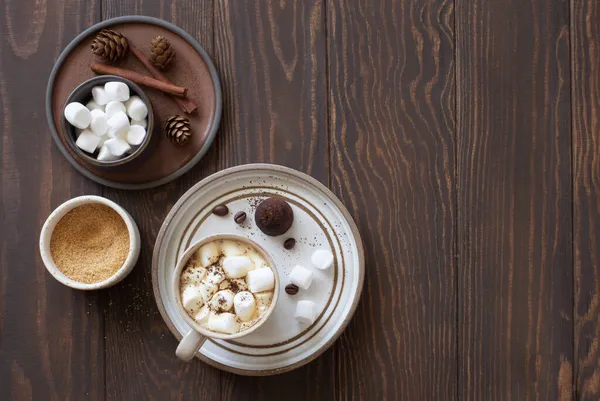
[62,75,153,167]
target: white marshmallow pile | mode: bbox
[64,81,149,161]
[180,240,277,335]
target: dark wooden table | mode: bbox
[1,0,599,400]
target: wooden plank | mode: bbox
[456,0,573,399]
[571,1,600,399]
[100,2,222,400]
[327,0,456,399]
[0,0,104,400]
[213,0,330,399]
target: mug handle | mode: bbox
[176,330,207,362]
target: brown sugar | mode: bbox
[50,204,130,284]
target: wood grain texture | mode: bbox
[101,1,222,400]
[0,0,104,400]
[456,0,573,399]
[214,0,328,184]
[213,0,331,400]
[4,0,597,400]
[571,1,600,399]
[327,0,456,399]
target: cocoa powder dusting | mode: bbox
[50,204,130,284]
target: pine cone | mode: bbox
[91,29,129,63]
[165,115,191,145]
[149,36,175,69]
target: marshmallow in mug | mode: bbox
[179,240,276,335]
[233,291,256,322]
[246,268,275,293]
[64,81,149,161]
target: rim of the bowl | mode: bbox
[39,195,141,290]
[62,75,154,167]
[46,15,222,189]
[152,163,365,376]
[173,233,280,340]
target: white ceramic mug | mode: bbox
[173,234,280,362]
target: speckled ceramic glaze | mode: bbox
[152,164,365,375]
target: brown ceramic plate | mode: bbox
[46,16,222,190]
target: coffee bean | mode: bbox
[283,238,296,250]
[212,205,229,216]
[234,211,247,224]
[285,283,299,295]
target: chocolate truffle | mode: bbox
[255,197,294,236]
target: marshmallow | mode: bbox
[220,240,244,257]
[104,81,130,102]
[104,138,131,157]
[311,249,334,270]
[90,110,108,136]
[75,129,100,153]
[210,290,235,312]
[107,127,125,139]
[107,111,130,137]
[91,86,111,105]
[206,268,226,285]
[97,145,117,161]
[198,242,220,267]
[246,250,267,269]
[64,102,92,129]
[230,278,248,292]
[126,125,146,146]
[246,267,275,293]
[131,118,147,128]
[295,300,317,324]
[125,95,148,120]
[181,285,204,314]
[207,313,240,334]
[233,291,256,322]
[90,109,105,119]
[105,100,126,118]
[254,292,273,314]
[289,265,313,290]
[181,266,207,285]
[195,305,210,325]
[86,100,105,112]
[222,256,254,279]
[198,281,218,303]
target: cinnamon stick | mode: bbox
[129,44,197,114]
[91,63,188,97]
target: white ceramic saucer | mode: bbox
[152,164,364,375]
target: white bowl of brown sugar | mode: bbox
[39,195,141,290]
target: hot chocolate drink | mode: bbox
[178,240,276,334]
